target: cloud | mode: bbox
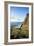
[10,15,19,19]
[10,15,26,22]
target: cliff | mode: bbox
[20,13,29,37]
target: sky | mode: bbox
[10,7,29,22]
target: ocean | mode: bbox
[10,22,23,28]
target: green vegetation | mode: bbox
[10,25,29,39]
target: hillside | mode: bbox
[10,13,29,39]
[20,13,29,37]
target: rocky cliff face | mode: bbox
[20,13,29,36]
